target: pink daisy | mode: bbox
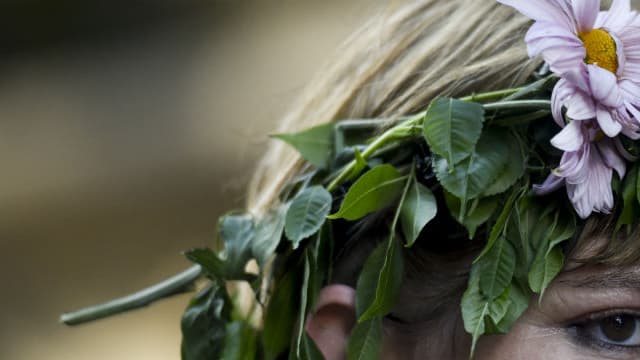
[499,0,640,217]
[499,0,640,138]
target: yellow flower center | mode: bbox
[579,28,619,74]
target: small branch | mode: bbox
[483,100,551,111]
[60,265,203,326]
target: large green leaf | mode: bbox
[400,178,437,247]
[356,238,404,322]
[477,236,516,300]
[263,270,299,360]
[347,317,383,360]
[528,246,564,297]
[329,165,405,221]
[252,205,287,267]
[435,129,512,213]
[423,98,485,169]
[272,123,334,168]
[218,214,255,278]
[285,186,332,248]
[482,130,526,196]
[181,285,231,360]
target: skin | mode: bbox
[308,265,640,359]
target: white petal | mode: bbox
[600,0,632,30]
[596,105,623,137]
[572,0,600,32]
[588,65,624,107]
[566,91,596,120]
[597,139,626,178]
[498,0,575,29]
[551,120,585,151]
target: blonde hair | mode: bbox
[247,0,539,216]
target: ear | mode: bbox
[305,284,357,360]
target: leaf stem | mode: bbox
[60,265,203,325]
[459,87,525,102]
[326,113,424,192]
[483,100,551,111]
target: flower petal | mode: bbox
[596,105,623,137]
[498,0,575,30]
[597,139,626,177]
[565,90,596,120]
[551,120,585,151]
[588,64,624,107]
[572,0,600,33]
[533,174,565,195]
[599,0,632,31]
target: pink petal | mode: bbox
[596,139,626,178]
[588,65,624,107]
[596,105,623,137]
[551,120,585,151]
[498,0,575,30]
[572,0,600,33]
[566,91,596,120]
[533,174,564,195]
[600,0,632,30]
[551,79,576,125]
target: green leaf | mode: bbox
[181,285,231,360]
[482,130,526,196]
[528,246,564,297]
[184,248,225,280]
[423,98,485,169]
[285,186,332,248]
[356,238,404,322]
[461,274,490,357]
[435,129,512,213]
[219,214,255,278]
[400,178,437,247]
[445,192,498,239]
[272,123,334,168]
[477,236,516,300]
[493,282,530,333]
[487,285,512,326]
[329,165,405,221]
[221,321,257,360]
[263,270,299,360]
[347,317,383,360]
[617,164,640,230]
[475,189,520,261]
[293,252,312,358]
[252,204,288,267]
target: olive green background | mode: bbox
[0,1,384,359]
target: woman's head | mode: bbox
[227,1,640,359]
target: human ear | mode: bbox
[305,284,357,360]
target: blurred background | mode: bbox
[0,1,387,359]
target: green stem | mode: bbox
[60,265,203,325]
[326,112,424,191]
[459,87,525,102]
[483,100,551,111]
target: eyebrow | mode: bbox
[560,270,640,290]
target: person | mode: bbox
[61,1,640,359]
[247,0,640,359]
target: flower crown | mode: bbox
[61,1,640,359]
